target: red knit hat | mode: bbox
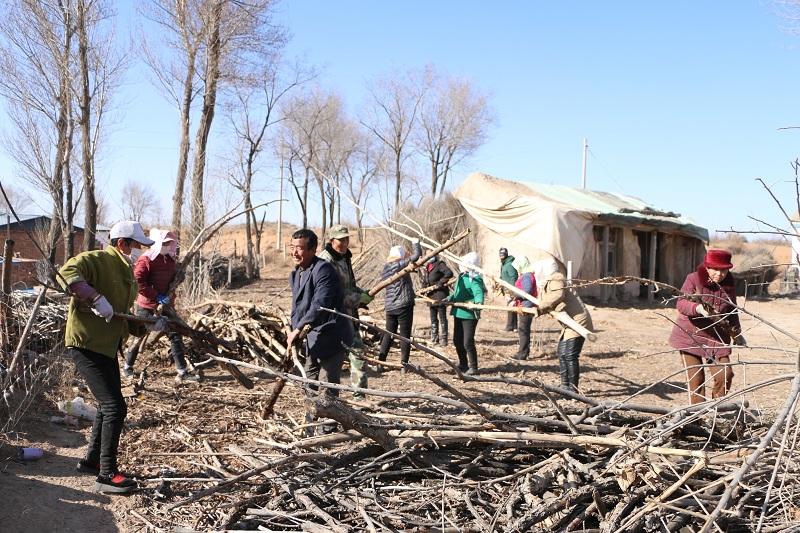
[702,249,733,270]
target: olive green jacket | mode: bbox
[59,246,142,358]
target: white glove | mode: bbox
[695,304,710,317]
[91,295,114,322]
[145,317,169,332]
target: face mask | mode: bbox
[128,247,143,263]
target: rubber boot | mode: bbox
[439,320,449,346]
[563,337,585,391]
[466,350,479,375]
[430,324,439,344]
[556,340,570,389]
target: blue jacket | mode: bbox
[289,256,353,359]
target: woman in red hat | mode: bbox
[668,249,745,404]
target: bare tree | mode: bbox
[0,0,77,264]
[413,67,495,198]
[225,57,314,279]
[119,180,158,223]
[361,67,426,215]
[137,0,287,243]
[0,184,32,213]
[75,0,128,251]
[342,128,383,242]
[279,85,342,234]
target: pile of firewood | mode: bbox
[116,305,800,533]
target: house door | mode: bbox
[636,230,660,299]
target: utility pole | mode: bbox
[581,137,588,189]
[276,146,283,250]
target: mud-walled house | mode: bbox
[453,172,709,302]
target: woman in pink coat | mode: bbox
[668,249,745,404]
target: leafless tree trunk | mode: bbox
[137,0,287,243]
[225,58,314,278]
[361,68,426,214]
[413,67,495,199]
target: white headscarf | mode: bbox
[143,229,178,261]
[387,245,407,262]
[532,258,559,289]
[460,251,481,279]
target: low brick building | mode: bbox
[0,214,104,288]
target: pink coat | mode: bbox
[668,266,740,360]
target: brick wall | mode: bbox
[2,230,86,288]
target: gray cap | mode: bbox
[109,221,155,246]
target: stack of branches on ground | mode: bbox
[1,290,69,434]
[111,302,800,533]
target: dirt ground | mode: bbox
[2,253,798,533]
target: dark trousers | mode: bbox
[516,312,533,358]
[453,317,478,369]
[70,347,127,476]
[429,304,448,342]
[124,305,187,372]
[379,304,414,364]
[506,311,518,331]
[305,349,345,397]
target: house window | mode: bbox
[594,225,618,276]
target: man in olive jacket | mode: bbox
[317,224,372,401]
[499,248,519,332]
[59,220,158,494]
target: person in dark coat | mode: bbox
[499,248,519,332]
[668,249,744,405]
[377,241,422,372]
[510,255,537,361]
[287,229,353,398]
[420,254,453,346]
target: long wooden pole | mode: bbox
[366,229,469,297]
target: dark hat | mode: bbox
[499,247,508,257]
[702,249,733,270]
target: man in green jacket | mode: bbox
[317,225,373,401]
[59,220,165,493]
[499,248,519,332]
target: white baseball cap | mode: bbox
[109,221,155,246]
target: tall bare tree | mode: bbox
[137,0,286,243]
[361,67,426,215]
[0,0,77,264]
[413,67,495,198]
[225,57,314,279]
[75,0,127,251]
[119,179,158,223]
[279,86,342,233]
[342,128,383,242]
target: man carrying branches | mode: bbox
[317,225,373,401]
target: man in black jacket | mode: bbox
[421,255,453,346]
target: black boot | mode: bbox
[563,337,585,391]
[430,324,439,344]
[466,350,478,375]
[439,320,448,346]
[557,340,570,389]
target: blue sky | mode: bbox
[3,1,800,239]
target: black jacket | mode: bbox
[381,242,422,312]
[420,258,453,301]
